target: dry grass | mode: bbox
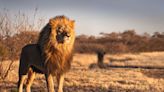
[0,52,164,92]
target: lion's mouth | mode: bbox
[56,35,70,44]
[64,37,70,43]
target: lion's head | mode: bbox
[49,16,75,44]
[37,15,75,75]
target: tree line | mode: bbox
[1,29,164,60]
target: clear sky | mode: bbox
[0,0,164,35]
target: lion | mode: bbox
[18,15,75,92]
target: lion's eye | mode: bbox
[56,27,60,31]
[57,31,62,34]
[56,26,62,30]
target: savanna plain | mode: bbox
[0,52,164,92]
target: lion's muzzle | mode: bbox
[56,32,70,43]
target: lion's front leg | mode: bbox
[45,73,55,92]
[56,74,64,92]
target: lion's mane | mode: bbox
[37,15,75,75]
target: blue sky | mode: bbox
[0,0,164,35]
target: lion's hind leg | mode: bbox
[18,51,30,92]
[18,67,28,92]
[18,75,26,92]
[26,68,36,92]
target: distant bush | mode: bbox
[75,30,164,54]
[0,42,8,59]
[1,29,164,59]
[0,9,42,60]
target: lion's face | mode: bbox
[55,24,72,43]
[49,17,75,44]
[37,15,75,76]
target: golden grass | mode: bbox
[0,52,164,92]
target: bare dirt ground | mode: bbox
[0,52,164,92]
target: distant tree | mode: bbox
[152,32,164,38]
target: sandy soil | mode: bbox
[0,52,164,92]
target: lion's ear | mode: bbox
[70,20,75,29]
[49,19,56,26]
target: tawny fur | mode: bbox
[37,15,75,75]
[18,15,75,92]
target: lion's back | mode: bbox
[21,44,41,63]
[21,44,41,56]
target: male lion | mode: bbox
[18,15,75,92]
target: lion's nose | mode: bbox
[63,32,70,37]
[66,34,70,37]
